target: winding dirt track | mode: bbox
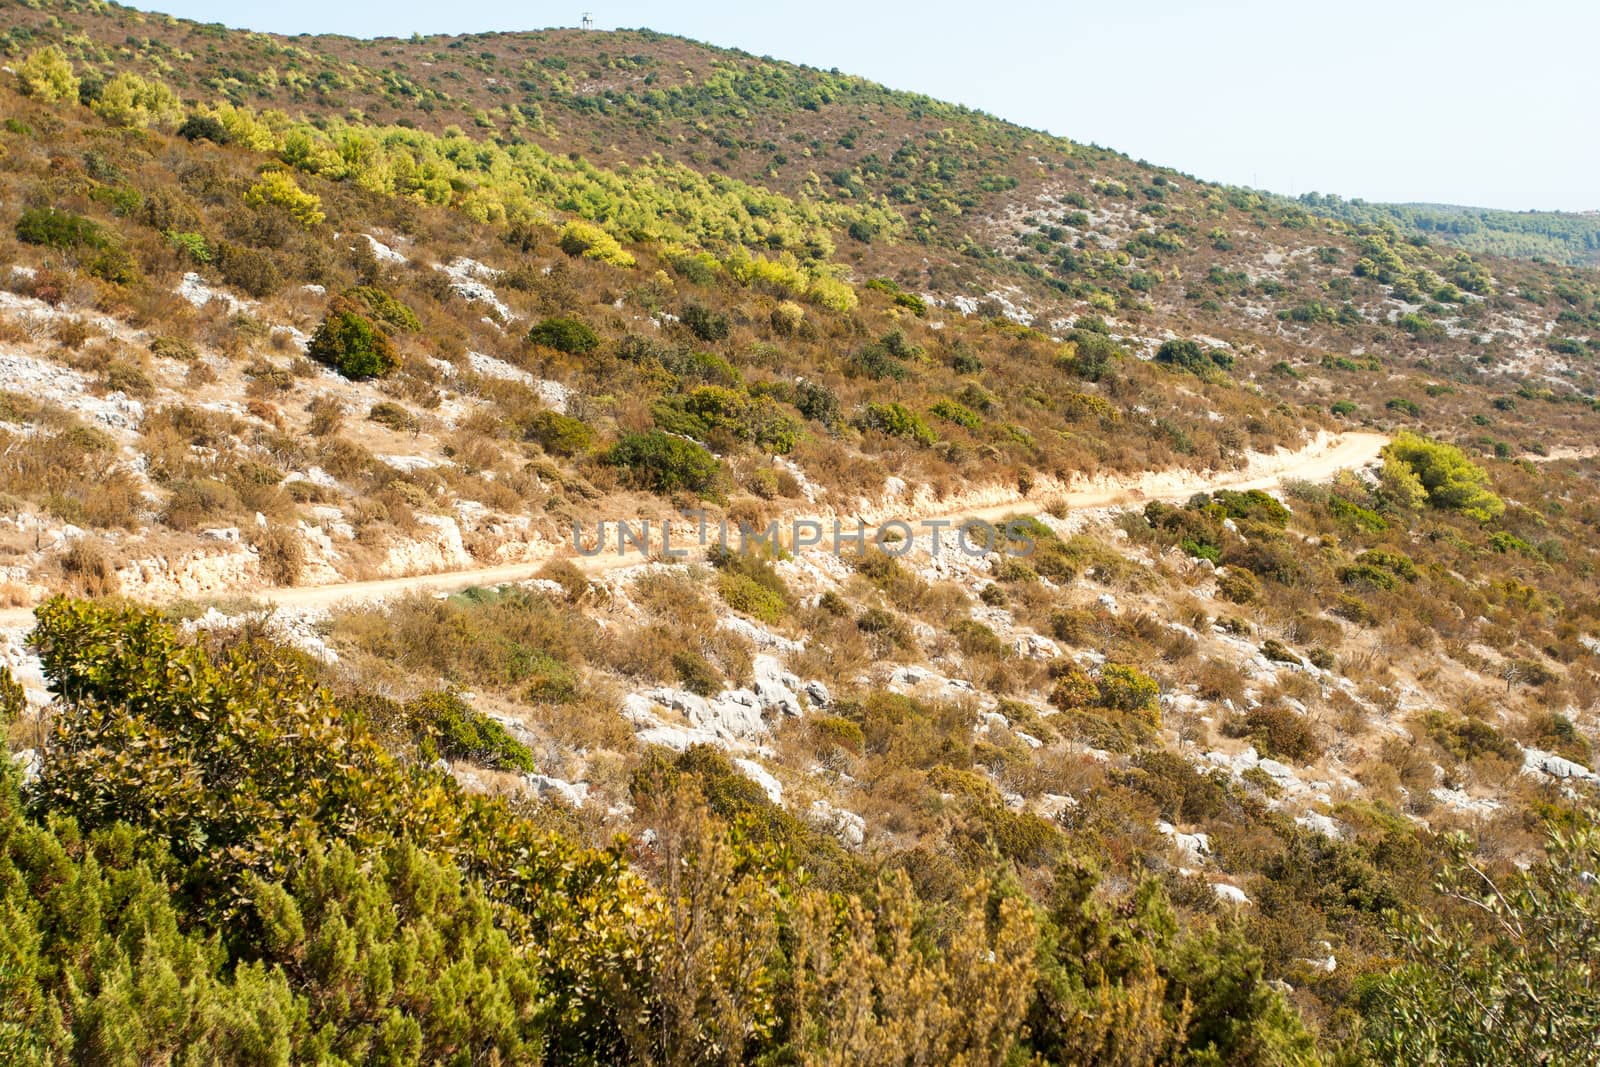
[0,431,1388,627]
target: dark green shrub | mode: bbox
[1154,338,1233,379]
[670,648,722,697]
[307,306,399,379]
[605,431,722,498]
[681,302,730,342]
[15,207,104,250]
[795,381,842,430]
[528,316,601,355]
[176,114,230,143]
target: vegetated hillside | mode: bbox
[1,3,1599,1064]
[1294,193,1600,268]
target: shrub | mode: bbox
[527,411,596,456]
[1423,711,1518,763]
[1383,431,1504,521]
[1217,567,1260,604]
[345,286,421,333]
[795,382,842,430]
[15,208,104,251]
[307,306,399,379]
[931,399,981,429]
[807,275,858,313]
[1241,705,1321,762]
[718,572,787,625]
[859,403,937,445]
[91,73,183,129]
[166,230,213,264]
[176,114,230,143]
[528,316,601,355]
[1049,665,1099,711]
[367,402,418,432]
[405,690,536,772]
[251,523,304,585]
[1261,639,1301,665]
[605,431,722,498]
[243,170,325,228]
[681,302,730,342]
[1155,338,1234,379]
[811,715,865,755]
[15,47,78,103]
[770,301,806,335]
[670,648,722,697]
[521,650,579,704]
[1098,663,1160,726]
[216,242,283,298]
[556,220,635,267]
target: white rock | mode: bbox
[718,615,804,653]
[733,758,784,804]
[1212,883,1252,906]
[809,800,866,847]
[361,234,409,265]
[1013,632,1060,660]
[636,724,724,752]
[1521,747,1599,783]
[527,774,588,808]
[802,679,831,707]
[1295,811,1343,838]
[1175,832,1211,866]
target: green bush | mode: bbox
[681,302,730,342]
[1384,431,1504,521]
[406,690,536,772]
[177,113,230,143]
[345,285,421,332]
[605,431,722,497]
[165,230,213,264]
[15,207,104,251]
[15,46,78,102]
[1097,663,1160,726]
[307,305,399,379]
[931,399,981,429]
[528,316,601,355]
[216,242,283,298]
[717,572,787,624]
[527,410,596,456]
[556,220,635,267]
[1154,338,1234,379]
[859,402,937,445]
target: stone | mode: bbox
[1212,883,1252,906]
[802,679,831,707]
[808,800,866,847]
[527,774,588,808]
[1295,811,1342,838]
[1522,747,1599,783]
[733,758,783,805]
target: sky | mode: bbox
[127,0,1598,212]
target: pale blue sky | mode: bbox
[130,0,1597,211]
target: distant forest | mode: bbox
[1292,193,1600,267]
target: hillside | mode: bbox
[1,2,1599,1063]
[1294,194,1600,268]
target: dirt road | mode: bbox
[0,431,1388,627]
